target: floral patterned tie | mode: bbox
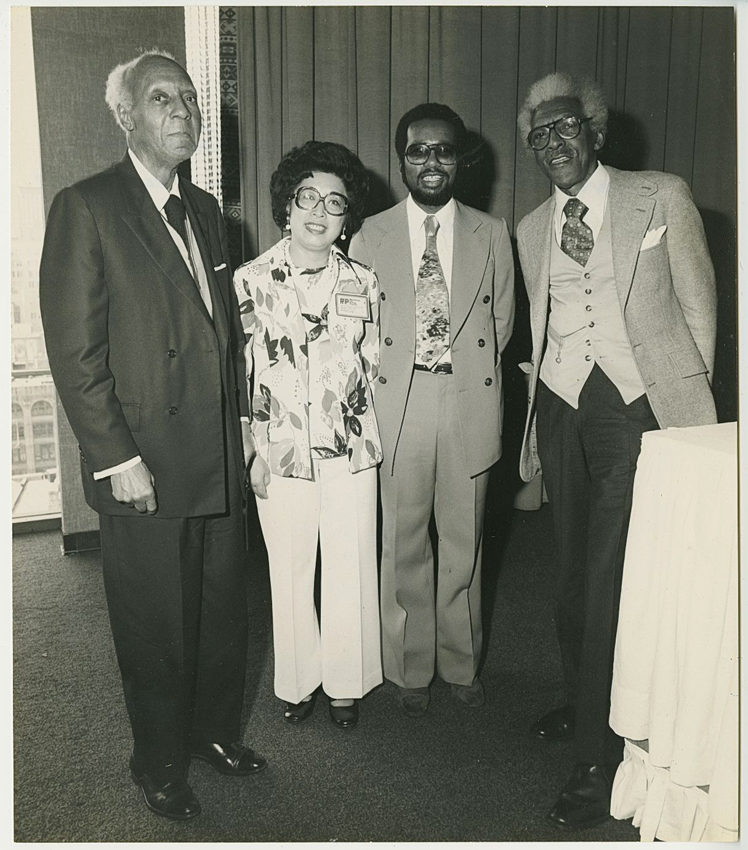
[415,216,450,366]
[561,197,594,267]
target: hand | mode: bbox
[241,420,255,468]
[249,454,271,500]
[110,461,157,514]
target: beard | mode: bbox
[407,171,455,208]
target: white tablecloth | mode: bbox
[609,423,738,842]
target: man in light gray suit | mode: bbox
[517,72,717,830]
[350,103,514,718]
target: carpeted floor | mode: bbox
[13,471,640,843]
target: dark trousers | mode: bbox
[536,365,658,766]
[99,456,247,777]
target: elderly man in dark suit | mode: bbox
[39,50,266,821]
[516,72,717,829]
[350,103,515,718]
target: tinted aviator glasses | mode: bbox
[527,115,592,151]
[292,186,349,216]
[405,143,458,165]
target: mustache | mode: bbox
[419,169,449,179]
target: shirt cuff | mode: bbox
[240,416,251,424]
[92,455,142,480]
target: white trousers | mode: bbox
[256,457,383,703]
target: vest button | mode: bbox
[168,349,177,358]
[589,321,595,328]
[585,288,592,295]
[380,292,387,301]
[586,339,591,346]
[478,338,485,347]
[378,376,387,384]
[584,272,591,279]
[585,305,592,311]
[483,295,490,303]
[485,377,493,386]
[585,355,592,362]
[384,337,392,346]
[168,406,178,415]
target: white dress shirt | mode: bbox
[406,194,455,365]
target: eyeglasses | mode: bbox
[292,186,349,216]
[527,116,592,151]
[404,143,458,165]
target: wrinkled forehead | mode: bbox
[531,96,584,128]
[127,56,195,99]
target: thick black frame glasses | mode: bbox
[404,143,458,165]
[292,186,349,216]
[527,116,592,151]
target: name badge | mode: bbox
[335,292,371,321]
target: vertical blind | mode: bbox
[235,5,736,420]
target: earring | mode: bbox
[285,219,290,230]
[340,231,347,241]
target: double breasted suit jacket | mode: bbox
[350,199,515,478]
[40,155,248,518]
[517,166,717,483]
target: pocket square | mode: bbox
[640,225,667,251]
[213,262,227,272]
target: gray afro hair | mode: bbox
[517,72,608,149]
[105,49,178,131]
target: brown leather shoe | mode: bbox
[396,686,430,717]
[129,757,201,820]
[190,741,268,776]
[450,679,485,707]
[547,762,614,829]
[530,704,576,741]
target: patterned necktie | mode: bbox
[561,197,594,267]
[415,215,450,367]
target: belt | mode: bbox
[414,362,453,375]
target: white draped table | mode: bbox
[609,422,738,842]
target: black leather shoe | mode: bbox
[129,757,201,821]
[450,678,485,707]
[190,741,268,776]
[329,699,359,728]
[284,691,318,724]
[395,686,430,717]
[547,762,614,829]
[531,704,576,741]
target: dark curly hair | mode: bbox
[269,141,370,237]
[394,103,467,164]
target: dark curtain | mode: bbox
[234,5,736,421]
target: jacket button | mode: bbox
[168,349,177,358]
[483,295,490,303]
[485,378,492,386]
[585,305,592,312]
[584,272,591,280]
[384,337,392,346]
[378,376,387,384]
[380,292,386,301]
[477,338,485,347]
[585,355,592,362]
[168,406,178,415]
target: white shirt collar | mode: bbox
[128,149,181,212]
[553,162,609,239]
[406,193,456,232]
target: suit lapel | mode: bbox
[450,201,490,340]
[116,157,213,324]
[375,201,416,321]
[181,186,228,336]
[527,198,554,355]
[607,168,655,310]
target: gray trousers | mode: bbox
[380,369,489,689]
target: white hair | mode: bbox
[105,49,178,131]
[517,72,608,149]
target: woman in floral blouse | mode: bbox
[234,142,383,729]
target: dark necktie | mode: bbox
[164,195,190,247]
[415,215,450,367]
[561,197,594,267]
